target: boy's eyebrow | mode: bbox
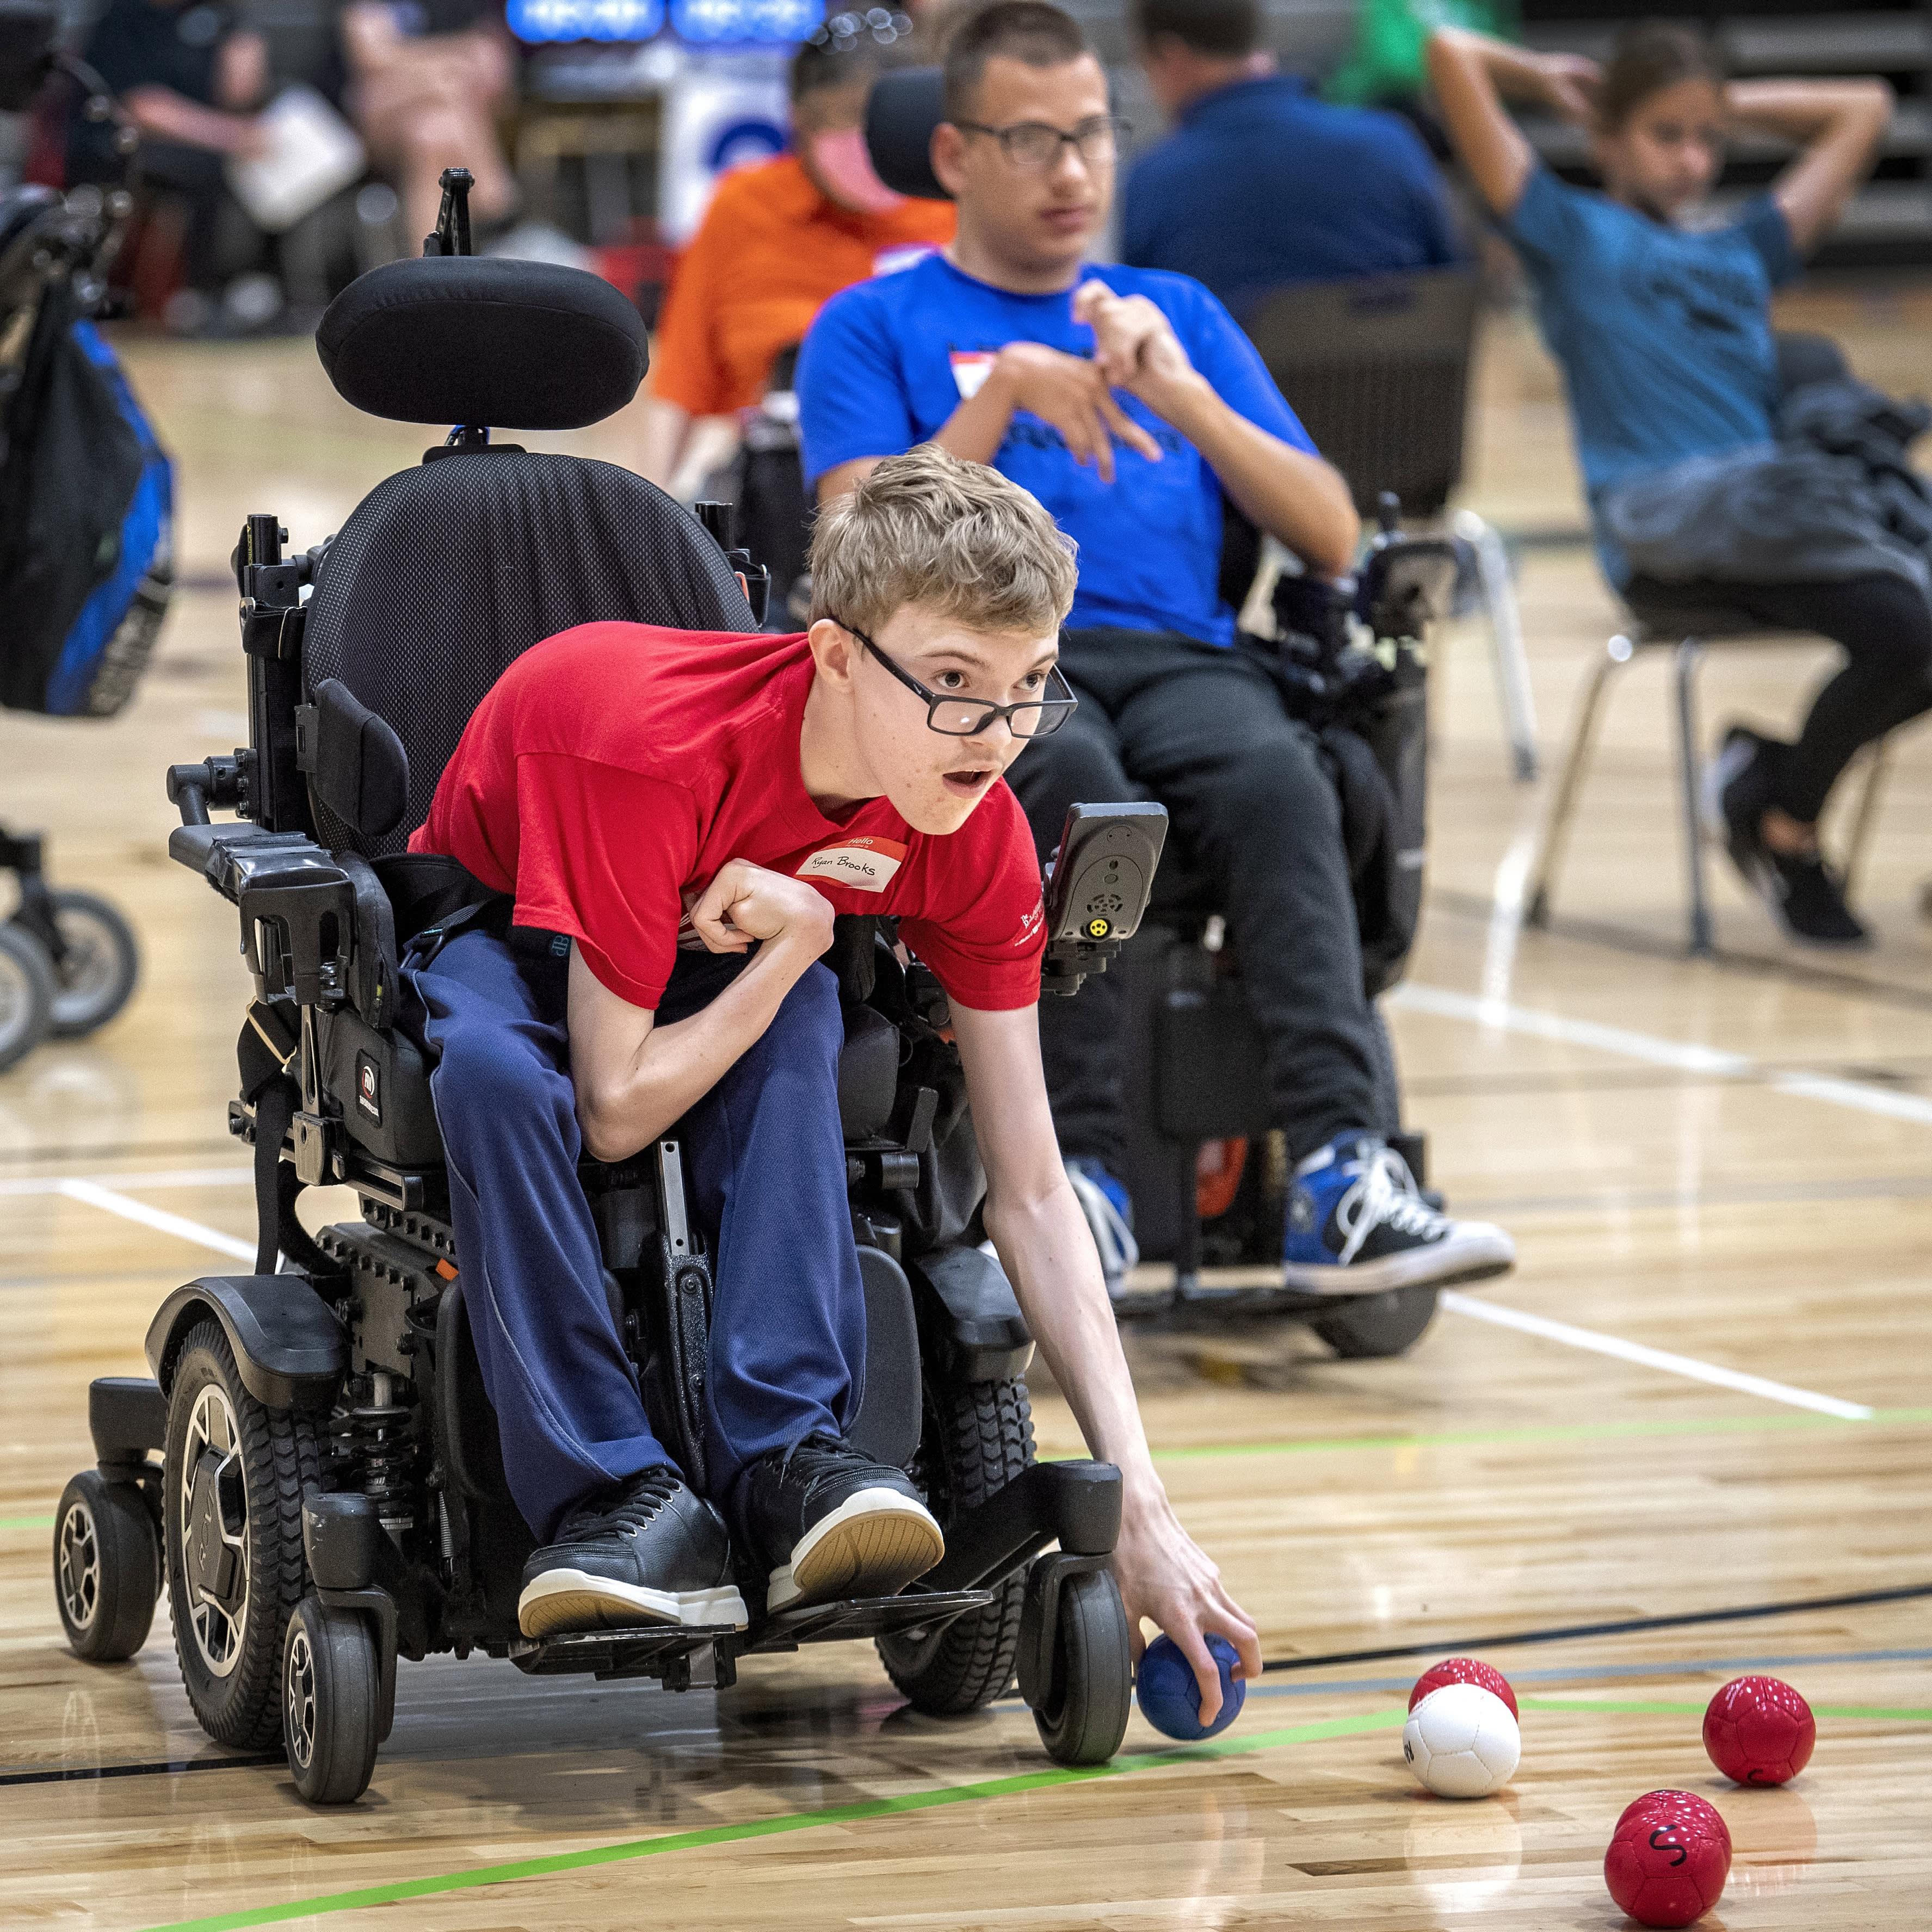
[916,646,1061,675]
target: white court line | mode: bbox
[0,1166,252,1198]
[1440,1291,1874,1419]
[1392,981,1932,1126]
[55,1178,255,1264]
[1391,981,1891,1415]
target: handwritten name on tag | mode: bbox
[795,836,908,893]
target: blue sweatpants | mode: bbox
[399,929,866,1545]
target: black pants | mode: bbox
[1006,627,1380,1173]
[1701,575,1932,823]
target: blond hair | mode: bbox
[810,445,1077,638]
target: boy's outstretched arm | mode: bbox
[951,999,1262,1723]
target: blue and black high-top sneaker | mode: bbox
[1282,1132,1515,1294]
[1064,1157,1144,1307]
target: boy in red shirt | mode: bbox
[406,447,1257,1721]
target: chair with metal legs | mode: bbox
[1524,588,1894,956]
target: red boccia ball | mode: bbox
[1605,1790,1732,1928]
[1703,1675,1816,1786]
[1408,1655,1519,1719]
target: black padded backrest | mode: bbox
[1243,269,1481,520]
[1774,330,1849,400]
[304,451,755,856]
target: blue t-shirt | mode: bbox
[1122,76,1462,316]
[1503,166,1799,516]
[797,252,1316,645]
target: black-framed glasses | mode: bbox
[952,114,1129,174]
[836,619,1078,738]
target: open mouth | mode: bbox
[942,768,996,797]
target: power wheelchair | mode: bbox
[861,70,1465,1358]
[0,1,152,1066]
[1114,502,1459,1355]
[51,175,1168,1806]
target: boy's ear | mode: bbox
[808,616,859,690]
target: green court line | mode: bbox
[7,1406,1928,1537]
[1521,1696,1932,1722]
[134,1687,1932,1932]
[138,1712,1405,1932]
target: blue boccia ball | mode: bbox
[1137,1633,1245,1740]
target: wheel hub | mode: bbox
[57,1501,100,1629]
[178,1385,250,1677]
[186,1449,243,1600]
[285,1626,317,1770]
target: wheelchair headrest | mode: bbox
[865,66,950,202]
[316,255,649,429]
[0,2,57,114]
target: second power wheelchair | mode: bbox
[50,176,1168,1806]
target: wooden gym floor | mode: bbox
[3,285,1929,1930]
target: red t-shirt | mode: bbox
[411,625,1046,1013]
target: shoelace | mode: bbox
[1065,1165,1140,1281]
[780,1433,877,1489]
[1330,1143,1447,1267]
[569,1468,681,1541]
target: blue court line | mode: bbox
[993,1647,1932,1708]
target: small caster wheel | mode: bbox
[29,890,141,1038]
[0,924,55,1072]
[1032,1569,1132,1768]
[54,1470,161,1662]
[1309,1285,1440,1359]
[283,1597,380,1805]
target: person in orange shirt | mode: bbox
[641,20,956,490]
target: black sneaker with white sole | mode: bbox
[739,1434,944,1615]
[1282,1132,1515,1294]
[517,1468,748,1639]
[1708,725,1868,946]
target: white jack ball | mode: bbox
[1402,1682,1521,1798]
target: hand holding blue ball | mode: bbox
[1137,1633,1246,1740]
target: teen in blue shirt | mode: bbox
[801,250,1313,643]
[800,1,1517,1308]
[1431,20,1915,947]
[1121,0,1460,317]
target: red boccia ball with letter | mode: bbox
[1605,1790,1732,1928]
[1703,1675,1816,1786]
[1407,1656,1519,1719]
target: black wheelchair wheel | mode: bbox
[32,890,140,1037]
[0,922,55,1071]
[1032,1569,1133,1767]
[164,1320,320,1748]
[1309,1285,1440,1359]
[283,1597,380,1805]
[53,1469,161,1662]
[878,1378,1033,1715]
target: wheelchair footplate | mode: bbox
[509,1623,743,1686]
[1154,1278,1385,1327]
[745,1588,995,1654]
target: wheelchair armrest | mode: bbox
[168,821,355,1008]
[1356,530,1459,643]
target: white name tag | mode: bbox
[950,350,996,399]
[796,836,908,893]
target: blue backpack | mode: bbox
[0,281,174,718]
